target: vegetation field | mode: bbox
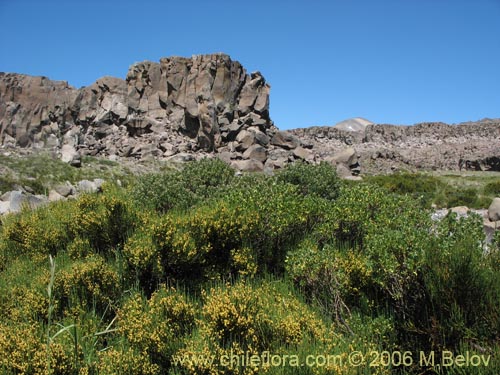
[0,156,499,374]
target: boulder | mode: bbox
[61,144,81,167]
[0,200,9,215]
[488,198,500,222]
[270,131,299,150]
[76,178,105,194]
[231,159,264,172]
[242,144,267,162]
[48,190,65,202]
[328,147,358,167]
[292,146,314,161]
[8,191,47,213]
[450,206,470,218]
[55,183,74,197]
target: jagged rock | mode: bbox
[166,153,196,163]
[0,54,277,163]
[270,131,299,150]
[488,198,500,222]
[242,144,267,162]
[292,146,314,161]
[236,130,255,151]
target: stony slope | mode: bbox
[291,119,500,173]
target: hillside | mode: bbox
[0,54,499,375]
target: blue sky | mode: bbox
[0,0,499,129]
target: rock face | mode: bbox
[0,54,283,171]
[290,119,500,174]
[1,55,499,175]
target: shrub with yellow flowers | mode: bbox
[0,200,73,258]
[0,322,75,374]
[54,255,120,317]
[97,347,160,375]
[68,191,137,254]
[117,285,196,368]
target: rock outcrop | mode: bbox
[290,119,500,174]
[1,54,499,175]
[1,54,293,172]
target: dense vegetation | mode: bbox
[0,158,499,374]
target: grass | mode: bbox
[364,171,500,209]
[0,152,135,195]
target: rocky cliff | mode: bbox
[290,119,500,173]
[1,54,499,174]
[1,54,293,171]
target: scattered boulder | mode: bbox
[292,146,314,161]
[488,198,500,222]
[48,190,65,202]
[0,200,9,215]
[55,183,74,197]
[7,191,47,213]
[77,179,104,194]
[60,144,81,167]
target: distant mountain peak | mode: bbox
[334,117,373,132]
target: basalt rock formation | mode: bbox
[0,54,287,171]
[1,54,499,175]
[290,119,500,173]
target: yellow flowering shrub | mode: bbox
[201,280,327,350]
[286,238,373,316]
[69,192,136,253]
[97,347,160,375]
[0,200,72,257]
[0,322,74,374]
[118,285,196,367]
[54,255,120,316]
[122,228,163,292]
[0,286,48,324]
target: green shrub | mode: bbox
[0,200,73,258]
[0,186,137,259]
[149,178,322,284]
[277,161,341,200]
[131,158,235,213]
[405,214,500,351]
[69,187,138,254]
[286,238,374,323]
[122,213,163,294]
[445,187,481,208]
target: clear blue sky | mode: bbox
[1,0,499,129]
